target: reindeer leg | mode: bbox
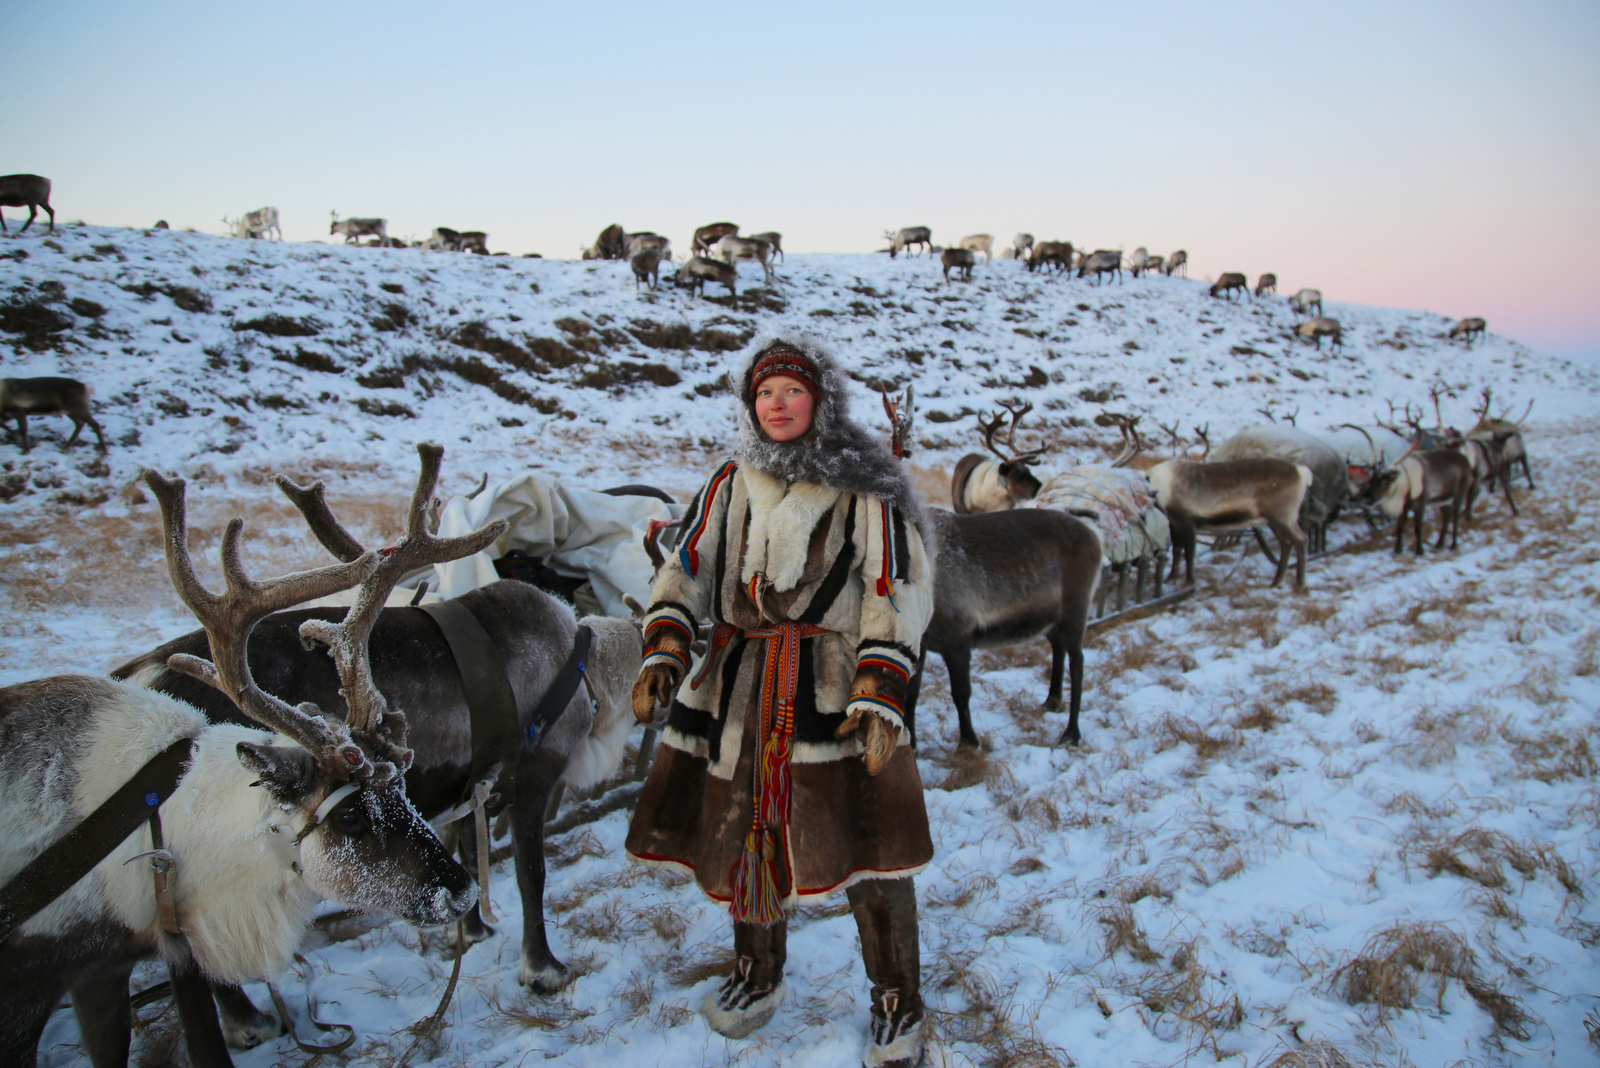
[1521,455,1535,490]
[901,650,926,749]
[0,962,64,1068]
[70,961,135,1068]
[16,412,29,454]
[170,948,235,1067]
[1042,632,1065,713]
[1052,622,1086,748]
[945,645,980,750]
[1433,504,1451,550]
[511,749,573,994]
[211,981,283,1050]
[1115,563,1128,611]
[1264,520,1292,588]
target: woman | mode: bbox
[627,333,934,1068]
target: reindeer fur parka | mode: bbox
[626,332,935,910]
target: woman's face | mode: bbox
[753,374,815,442]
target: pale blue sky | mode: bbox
[7,1,1598,357]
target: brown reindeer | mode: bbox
[1163,249,1188,277]
[1027,240,1074,274]
[1,376,106,453]
[1209,272,1248,300]
[1366,448,1474,555]
[1449,317,1487,347]
[631,247,661,290]
[1296,316,1343,351]
[941,246,976,284]
[1148,458,1314,588]
[1255,272,1277,297]
[907,509,1102,748]
[674,255,737,299]
[692,221,740,256]
[0,174,55,233]
[1467,387,1534,489]
[951,401,1046,512]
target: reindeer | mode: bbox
[1012,232,1034,262]
[673,255,737,299]
[0,458,481,1068]
[748,231,783,261]
[1288,288,1322,318]
[941,246,976,285]
[1028,240,1074,274]
[627,232,672,261]
[951,402,1046,513]
[0,174,54,233]
[329,212,387,244]
[228,207,281,240]
[1209,272,1248,300]
[1296,316,1343,350]
[1,376,106,454]
[582,223,628,260]
[907,510,1102,749]
[692,221,739,257]
[884,226,932,258]
[1366,447,1474,555]
[115,447,647,1012]
[631,247,662,290]
[1146,253,1165,275]
[1212,424,1348,554]
[1163,249,1187,277]
[1079,249,1122,285]
[958,233,993,265]
[1255,272,1277,297]
[1449,317,1487,347]
[1468,388,1534,489]
[714,234,775,284]
[1126,246,1150,278]
[1148,458,1314,588]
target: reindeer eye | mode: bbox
[334,808,367,834]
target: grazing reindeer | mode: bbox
[1,376,106,453]
[884,226,932,258]
[1012,232,1034,261]
[0,174,54,233]
[1,461,480,1068]
[951,401,1046,513]
[1288,288,1322,318]
[1255,272,1277,297]
[941,246,976,284]
[1148,458,1314,588]
[626,232,671,261]
[1163,249,1187,277]
[714,234,775,284]
[631,247,662,290]
[116,446,647,1005]
[748,231,783,261]
[1449,317,1487,347]
[1126,247,1150,277]
[692,221,739,257]
[907,510,1102,749]
[228,207,281,240]
[1209,272,1248,300]
[329,212,387,244]
[582,223,628,260]
[1296,316,1343,350]
[958,233,994,265]
[1366,447,1474,555]
[1079,249,1122,284]
[674,255,737,299]
[1146,253,1165,275]
[1028,240,1074,274]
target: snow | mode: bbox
[5,226,1598,1067]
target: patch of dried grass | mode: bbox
[935,744,1016,794]
[924,958,1076,1068]
[1327,921,1533,1038]
[1257,1039,1371,1067]
[1405,827,1582,897]
[1151,713,1239,767]
[1094,901,1161,964]
[1379,789,1458,821]
[662,944,736,987]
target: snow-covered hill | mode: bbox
[3,225,1592,509]
[6,226,1600,1068]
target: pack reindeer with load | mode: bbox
[2,445,648,1066]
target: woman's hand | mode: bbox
[632,663,681,725]
[834,706,898,775]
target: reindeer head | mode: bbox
[978,401,1046,501]
[142,445,507,928]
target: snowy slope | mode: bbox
[5,226,1600,1068]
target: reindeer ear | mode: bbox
[237,741,318,803]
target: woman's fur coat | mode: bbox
[625,331,935,908]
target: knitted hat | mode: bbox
[748,343,823,400]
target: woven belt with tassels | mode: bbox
[715,619,832,924]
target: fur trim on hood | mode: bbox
[729,329,928,537]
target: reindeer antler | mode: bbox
[995,400,1044,464]
[143,469,381,779]
[1192,423,1211,460]
[882,385,915,460]
[281,446,508,755]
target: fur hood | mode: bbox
[729,329,927,537]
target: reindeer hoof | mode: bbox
[521,960,574,995]
[1055,728,1082,748]
[221,1005,284,1050]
